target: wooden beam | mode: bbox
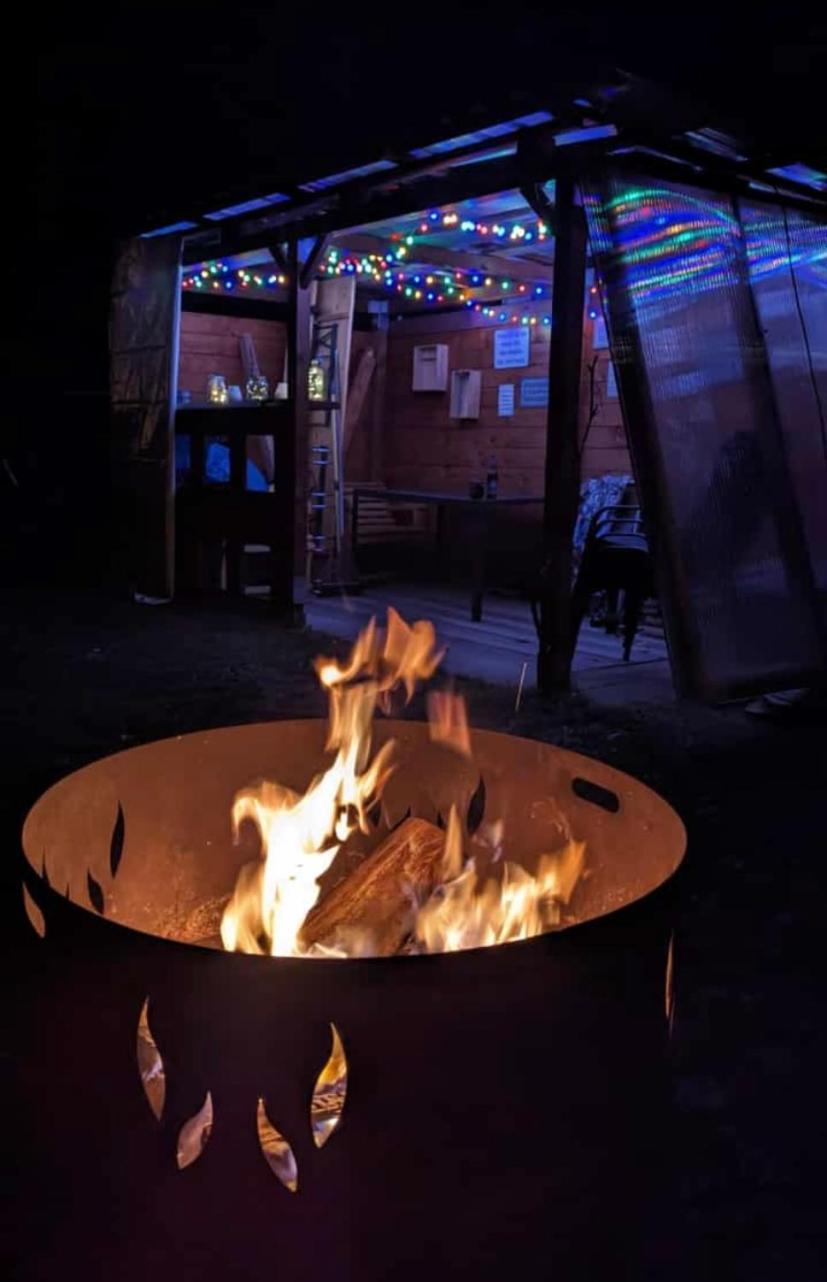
[272,238,312,617]
[520,180,555,227]
[369,311,388,483]
[536,169,587,695]
[187,155,539,264]
[299,234,331,289]
[387,305,543,336]
[267,241,290,275]
[333,232,550,282]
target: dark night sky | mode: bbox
[25,4,826,576]
[38,5,826,240]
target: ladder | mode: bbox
[306,278,357,594]
[306,319,341,581]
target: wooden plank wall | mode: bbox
[380,314,630,493]
[178,312,287,398]
[176,309,630,491]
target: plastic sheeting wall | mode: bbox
[743,203,827,607]
[584,172,826,699]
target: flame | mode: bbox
[221,610,586,959]
[221,610,441,956]
[415,824,586,954]
[427,690,472,758]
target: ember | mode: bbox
[221,609,587,959]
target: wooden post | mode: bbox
[271,239,312,617]
[226,431,246,595]
[537,170,587,693]
[369,307,389,483]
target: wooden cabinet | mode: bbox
[412,343,448,391]
[449,369,482,420]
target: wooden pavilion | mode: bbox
[111,73,827,697]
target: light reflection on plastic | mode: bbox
[585,184,827,313]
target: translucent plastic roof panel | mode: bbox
[203,193,290,221]
[684,129,746,161]
[140,220,199,238]
[299,159,397,192]
[409,111,554,159]
[554,123,618,147]
[446,143,518,169]
[766,163,827,193]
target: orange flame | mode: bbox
[221,610,586,958]
[415,821,586,954]
[426,690,472,759]
[221,610,441,956]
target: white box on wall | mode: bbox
[449,369,482,420]
[412,343,448,391]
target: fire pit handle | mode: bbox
[570,776,620,814]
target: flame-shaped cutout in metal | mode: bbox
[467,775,486,834]
[257,1099,298,1191]
[311,1023,347,1149]
[137,998,166,1121]
[22,884,46,939]
[177,1091,213,1170]
[109,803,125,877]
[87,871,104,914]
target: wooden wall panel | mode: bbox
[382,314,631,496]
[178,312,287,397]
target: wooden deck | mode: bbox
[303,580,670,693]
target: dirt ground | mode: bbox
[2,589,825,1280]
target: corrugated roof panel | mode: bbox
[203,193,290,221]
[512,111,555,128]
[299,159,397,192]
[410,111,554,159]
[684,129,746,161]
[766,163,827,193]
[140,220,199,238]
[554,123,618,147]
[445,143,519,170]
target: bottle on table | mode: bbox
[485,455,499,500]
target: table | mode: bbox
[351,487,543,621]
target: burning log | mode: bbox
[300,817,445,957]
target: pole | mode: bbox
[271,238,311,618]
[537,169,587,693]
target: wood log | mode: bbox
[300,817,445,957]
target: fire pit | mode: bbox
[20,612,685,1282]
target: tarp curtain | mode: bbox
[110,234,182,599]
[582,169,827,699]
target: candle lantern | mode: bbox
[207,373,229,405]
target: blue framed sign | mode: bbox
[520,377,549,408]
[494,327,530,369]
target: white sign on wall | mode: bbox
[494,327,530,369]
[497,384,515,416]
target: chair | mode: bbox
[570,504,654,661]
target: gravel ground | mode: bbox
[2,589,824,1280]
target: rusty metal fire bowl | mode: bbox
[21,719,685,1282]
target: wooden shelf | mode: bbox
[175,403,287,435]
